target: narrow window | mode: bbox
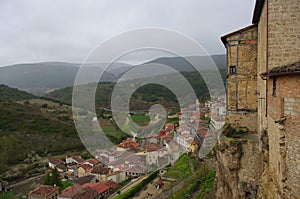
[230,65,237,74]
[272,77,277,96]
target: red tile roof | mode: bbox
[60,186,98,199]
[117,138,140,149]
[80,164,93,171]
[91,165,109,175]
[166,123,174,127]
[73,187,98,199]
[160,135,173,140]
[28,185,58,197]
[103,180,119,189]
[83,182,109,194]
[86,158,99,165]
[143,143,162,152]
[49,159,64,165]
[60,184,82,198]
[72,156,85,163]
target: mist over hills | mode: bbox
[146,54,226,72]
[0,55,226,95]
[0,62,132,95]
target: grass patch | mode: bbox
[101,124,129,145]
[166,117,178,123]
[60,180,72,192]
[131,115,151,122]
[168,172,203,199]
[164,154,191,179]
[0,192,15,199]
[131,115,150,126]
[196,169,216,199]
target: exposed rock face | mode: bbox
[215,136,262,199]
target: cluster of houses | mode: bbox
[207,95,226,131]
[28,155,124,199]
[28,99,226,198]
[28,179,119,199]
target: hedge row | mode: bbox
[114,170,159,199]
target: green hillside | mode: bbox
[0,84,37,101]
[0,85,128,175]
[45,70,226,112]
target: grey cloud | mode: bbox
[0,0,255,66]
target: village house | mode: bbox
[95,150,111,164]
[83,158,100,167]
[28,185,58,199]
[165,140,180,163]
[77,164,93,178]
[55,164,68,173]
[82,180,119,199]
[116,137,140,152]
[106,170,126,184]
[146,147,168,166]
[125,165,145,177]
[72,175,97,186]
[48,159,64,170]
[165,123,175,133]
[176,131,195,152]
[65,156,85,165]
[82,183,110,199]
[66,163,78,177]
[107,153,145,178]
[58,185,98,199]
[90,165,110,181]
[102,180,119,190]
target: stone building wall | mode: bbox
[264,75,300,198]
[256,0,267,139]
[225,112,257,132]
[256,0,300,198]
[267,0,300,69]
[224,25,258,132]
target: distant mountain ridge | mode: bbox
[145,55,226,72]
[0,62,132,95]
[0,55,226,95]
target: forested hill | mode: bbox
[45,69,226,111]
[0,86,83,173]
[0,85,129,175]
[0,84,37,101]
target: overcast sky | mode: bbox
[0,0,256,66]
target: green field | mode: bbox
[164,154,192,179]
[101,125,129,144]
[0,192,15,199]
[131,115,178,126]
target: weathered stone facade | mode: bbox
[216,0,300,198]
[222,25,258,132]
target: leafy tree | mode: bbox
[44,168,61,187]
[0,134,19,170]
